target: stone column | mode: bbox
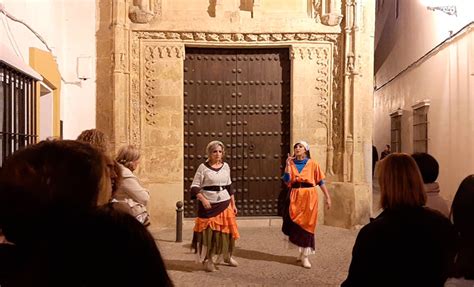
[324,0,374,228]
[110,0,130,151]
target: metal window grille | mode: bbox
[413,105,429,153]
[0,63,38,167]
[390,114,402,152]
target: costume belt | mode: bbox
[202,185,227,191]
[291,182,314,188]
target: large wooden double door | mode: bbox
[183,48,290,217]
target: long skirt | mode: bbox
[192,204,239,263]
[282,186,319,251]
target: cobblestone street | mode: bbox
[151,219,358,287]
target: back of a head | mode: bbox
[0,140,107,244]
[451,174,474,279]
[116,145,140,170]
[452,175,474,239]
[77,128,108,154]
[82,206,173,286]
[411,152,439,184]
[379,153,426,210]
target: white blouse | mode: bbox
[191,163,232,203]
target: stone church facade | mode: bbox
[96,0,375,228]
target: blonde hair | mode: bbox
[77,129,108,153]
[379,153,426,210]
[116,145,140,171]
[206,140,225,162]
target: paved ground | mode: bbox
[151,219,359,287]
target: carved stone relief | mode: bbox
[312,0,344,26]
[290,44,336,175]
[129,0,161,23]
[331,36,344,177]
[130,33,141,147]
[143,44,184,126]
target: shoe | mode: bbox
[204,260,216,272]
[214,255,223,264]
[296,253,303,262]
[302,256,311,269]
[225,257,239,267]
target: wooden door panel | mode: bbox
[184,48,290,217]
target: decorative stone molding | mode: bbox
[145,45,184,58]
[290,46,331,61]
[134,31,340,43]
[331,36,344,176]
[143,45,184,127]
[130,34,141,147]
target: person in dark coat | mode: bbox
[342,153,458,287]
[372,145,378,176]
[445,175,474,286]
[380,144,391,159]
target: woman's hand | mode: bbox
[233,205,238,215]
[200,197,212,209]
[325,196,332,210]
[286,153,294,167]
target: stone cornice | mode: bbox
[133,31,340,43]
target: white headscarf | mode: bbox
[294,140,310,151]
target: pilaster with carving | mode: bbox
[290,44,333,172]
[143,44,184,126]
[343,0,357,182]
[112,0,130,150]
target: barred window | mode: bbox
[390,109,402,152]
[413,103,429,153]
[1,63,38,166]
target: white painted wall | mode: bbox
[0,0,96,139]
[39,82,54,140]
[374,0,474,203]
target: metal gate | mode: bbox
[183,48,290,217]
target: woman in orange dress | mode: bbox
[191,140,239,272]
[282,140,331,269]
